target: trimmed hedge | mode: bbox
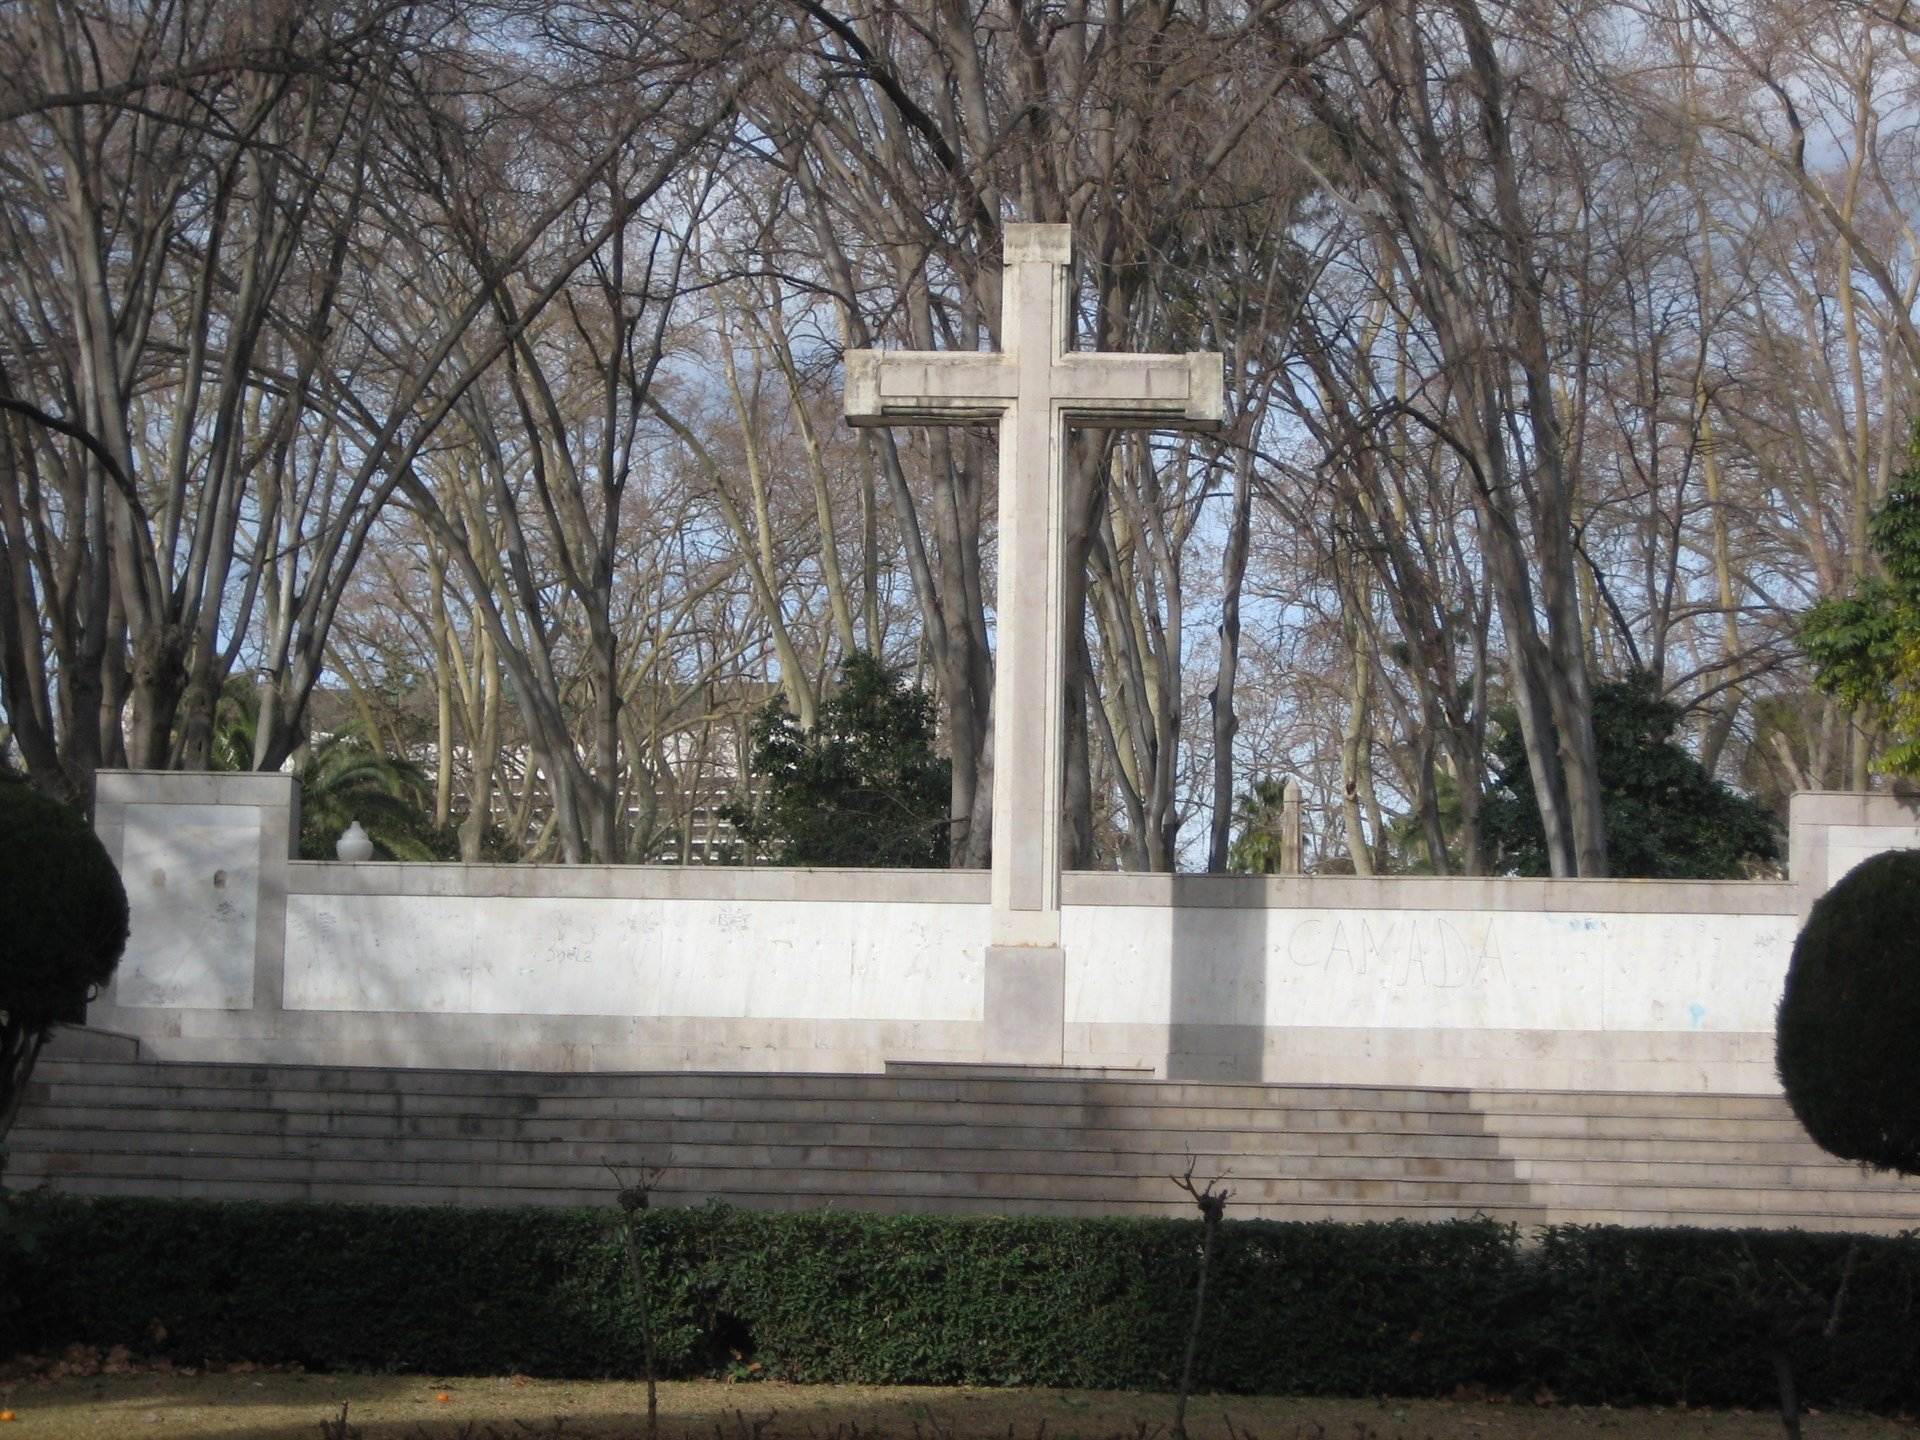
[2,1197,1917,1410]
[1777,848,1920,1174]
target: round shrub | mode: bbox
[1776,848,1920,1175]
[0,778,128,1032]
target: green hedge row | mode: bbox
[2,1197,1916,1411]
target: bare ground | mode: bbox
[0,1375,1913,1440]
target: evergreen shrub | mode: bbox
[0,779,129,1036]
[3,1197,1917,1412]
[1777,849,1920,1174]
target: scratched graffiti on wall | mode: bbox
[1283,914,1513,989]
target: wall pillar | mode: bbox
[1786,790,1920,919]
[90,770,297,1024]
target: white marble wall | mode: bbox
[1063,906,1797,1035]
[284,894,985,1022]
[86,776,1920,1086]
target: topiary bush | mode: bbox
[0,778,129,1140]
[1776,848,1920,1175]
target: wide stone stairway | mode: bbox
[12,1048,1920,1233]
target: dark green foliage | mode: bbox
[1528,1226,1917,1411]
[208,680,454,860]
[1226,780,1290,875]
[4,1197,1919,1413]
[727,652,952,867]
[1481,672,1781,878]
[2,1199,710,1378]
[0,779,128,1031]
[1802,423,1920,777]
[1776,850,1920,1175]
[292,737,455,862]
[0,780,128,1153]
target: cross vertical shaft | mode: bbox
[991,226,1072,946]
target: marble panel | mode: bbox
[284,894,987,1021]
[1822,824,1920,888]
[116,803,260,1010]
[1064,906,1795,1035]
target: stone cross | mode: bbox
[845,223,1223,1061]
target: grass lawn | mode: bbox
[0,1375,1911,1439]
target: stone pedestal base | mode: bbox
[984,944,1065,1065]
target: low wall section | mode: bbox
[85,774,1920,1092]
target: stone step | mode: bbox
[1510,1156,1920,1191]
[1467,1088,1790,1120]
[18,1157,1916,1232]
[1491,1133,1846,1164]
[1490,1111,1807,1142]
[24,1099,1840,1164]
[18,1094,1509,1142]
[22,1124,1908,1194]
[4,1146,1542,1206]
[31,1057,1799,1121]
[28,1060,1472,1109]
[883,1061,1158,1080]
[38,1026,141,1062]
[17,1136,1920,1223]
[21,1081,1518,1136]
[16,1171,1531,1224]
[17,1055,1920,1233]
[23,1090,1816,1151]
[1540,1208,1900,1234]
[5,1127,1534,1183]
[15,1104,1511,1156]
[26,1068,1495,1121]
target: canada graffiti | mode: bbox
[1282,914,1512,989]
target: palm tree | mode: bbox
[207,680,449,860]
[1227,779,1292,875]
[208,676,263,773]
[293,737,450,861]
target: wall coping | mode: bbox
[96,770,297,806]
[281,860,1799,915]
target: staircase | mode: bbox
[11,1052,1920,1233]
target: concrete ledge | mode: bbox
[1068,1022,1781,1095]
[290,862,991,904]
[39,1025,141,1061]
[1788,790,1920,828]
[280,865,1803,913]
[84,1003,984,1074]
[1061,872,1798,915]
[95,770,296,807]
[85,1003,1783,1093]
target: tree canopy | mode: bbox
[1802,429,1920,780]
[728,653,952,868]
[0,0,1909,872]
[1481,673,1781,879]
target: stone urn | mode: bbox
[335,821,375,862]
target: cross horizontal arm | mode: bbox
[844,350,1016,426]
[1052,353,1225,429]
[846,348,1224,431]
